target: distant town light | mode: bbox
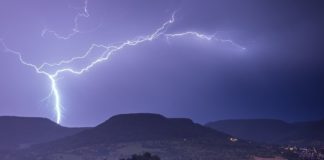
[230,137,238,142]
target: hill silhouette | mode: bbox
[0,116,86,150]
[79,113,229,142]
[206,119,324,146]
[4,114,276,160]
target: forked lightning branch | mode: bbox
[0,0,245,124]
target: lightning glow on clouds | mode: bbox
[0,0,245,124]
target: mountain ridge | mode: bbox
[2,113,276,160]
[0,116,87,150]
[206,118,324,146]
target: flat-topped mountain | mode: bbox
[39,113,232,150]
[0,116,86,150]
[4,114,277,160]
[81,113,229,142]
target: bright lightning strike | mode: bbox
[0,1,246,124]
[0,40,62,123]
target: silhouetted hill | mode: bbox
[86,113,228,141]
[206,119,324,146]
[0,116,86,150]
[6,114,278,160]
[206,119,294,144]
[289,119,324,145]
[45,113,231,148]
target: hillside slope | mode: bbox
[206,119,324,146]
[0,116,86,150]
[4,114,279,160]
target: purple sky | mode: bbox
[0,0,323,127]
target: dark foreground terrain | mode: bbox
[206,119,324,146]
[0,116,86,150]
[0,113,286,160]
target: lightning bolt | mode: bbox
[41,0,90,40]
[165,32,246,50]
[0,40,62,123]
[0,2,246,124]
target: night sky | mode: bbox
[0,0,323,127]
